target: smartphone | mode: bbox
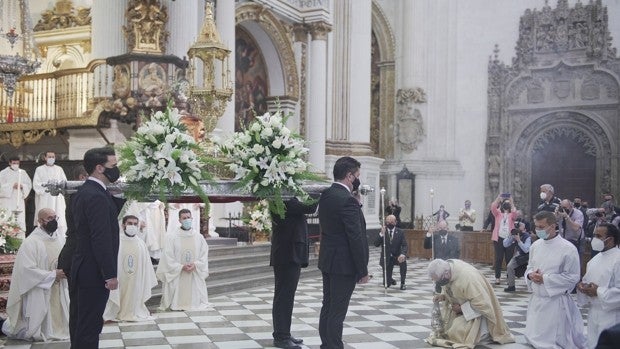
[500,193,511,198]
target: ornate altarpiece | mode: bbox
[486,0,620,215]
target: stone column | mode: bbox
[167,0,201,58]
[307,21,331,173]
[91,0,127,58]
[290,24,309,134]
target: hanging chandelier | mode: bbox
[0,0,41,99]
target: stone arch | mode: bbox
[235,3,299,101]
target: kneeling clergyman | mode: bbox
[104,215,158,322]
[156,208,211,311]
[2,208,69,341]
[426,259,514,349]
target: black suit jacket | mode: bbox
[70,180,122,287]
[270,197,318,268]
[423,231,460,260]
[318,183,369,280]
[374,227,408,265]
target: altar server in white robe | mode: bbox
[124,200,167,260]
[0,156,32,235]
[524,210,587,349]
[104,215,158,322]
[33,151,68,237]
[166,203,201,236]
[157,208,211,311]
[2,208,69,341]
[576,222,620,349]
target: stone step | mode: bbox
[207,243,272,257]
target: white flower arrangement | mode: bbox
[246,200,272,234]
[117,104,211,211]
[218,110,320,218]
[0,208,22,253]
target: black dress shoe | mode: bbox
[400,284,406,290]
[273,339,301,349]
[504,286,516,292]
[290,336,303,344]
[390,279,397,285]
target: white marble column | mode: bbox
[91,0,127,58]
[307,22,331,173]
[214,0,236,135]
[167,0,201,58]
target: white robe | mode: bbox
[577,247,620,349]
[156,228,210,311]
[524,235,587,349]
[32,164,67,237]
[0,167,32,235]
[104,234,158,322]
[123,200,167,259]
[2,227,69,341]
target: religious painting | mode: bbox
[235,27,269,131]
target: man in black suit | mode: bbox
[318,156,369,349]
[71,147,124,349]
[423,220,460,260]
[270,197,319,349]
[374,214,408,290]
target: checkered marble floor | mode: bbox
[1,249,588,349]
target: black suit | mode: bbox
[423,231,460,260]
[71,180,123,349]
[270,198,318,341]
[58,194,77,341]
[318,183,368,349]
[374,227,408,285]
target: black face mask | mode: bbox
[43,219,58,234]
[352,177,361,191]
[573,202,581,208]
[103,166,120,183]
[386,223,395,230]
[436,278,450,287]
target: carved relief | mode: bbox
[396,88,426,153]
[527,79,544,103]
[34,0,91,31]
[581,76,600,100]
[553,79,571,99]
[124,0,169,54]
[308,21,332,41]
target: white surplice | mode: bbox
[524,235,587,349]
[577,247,620,349]
[104,234,158,322]
[32,164,67,237]
[1,227,69,341]
[123,200,167,259]
[156,228,210,311]
[0,166,32,235]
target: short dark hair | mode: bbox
[534,210,557,226]
[122,215,139,224]
[332,156,361,181]
[178,208,192,218]
[598,222,619,246]
[83,147,115,175]
[8,155,19,162]
[71,164,88,180]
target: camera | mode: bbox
[510,228,520,236]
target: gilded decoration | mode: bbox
[235,28,269,131]
[124,0,169,54]
[33,0,91,31]
[0,129,56,148]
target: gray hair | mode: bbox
[428,259,450,279]
[540,184,554,193]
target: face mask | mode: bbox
[181,218,192,230]
[103,166,121,183]
[540,192,547,200]
[502,203,511,211]
[10,164,18,171]
[436,277,450,287]
[125,225,139,237]
[535,228,548,240]
[46,158,55,166]
[591,237,608,252]
[386,223,395,230]
[573,202,581,208]
[43,219,58,234]
[352,177,361,191]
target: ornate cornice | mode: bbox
[308,21,332,41]
[34,0,91,31]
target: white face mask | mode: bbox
[46,158,55,166]
[539,192,547,200]
[10,164,19,171]
[125,225,139,236]
[591,237,608,252]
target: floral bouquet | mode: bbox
[117,103,212,214]
[217,110,321,218]
[0,208,22,253]
[246,200,272,235]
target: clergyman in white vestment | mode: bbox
[0,156,32,235]
[33,151,68,237]
[525,211,587,349]
[157,208,211,311]
[104,215,157,322]
[2,208,69,341]
[123,200,167,260]
[576,223,620,349]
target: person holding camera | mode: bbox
[557,199,584,254]
[490,194,517,285]
[502,223,532,292]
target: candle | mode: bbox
[16,169,21,208]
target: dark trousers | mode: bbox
[493,238,515,279]
[382,257,407,285]
[67,275,77,343]
[272,263,301,340]
[460,226,474,231]
[72,284,109,349]
[319,272,357,349]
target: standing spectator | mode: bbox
[374,214,408,290]
[71,147,124,349]
[482,210,495,232]
[318,156,369,349]
[576,223,620,349]
[0,156,32,235]
[490,195,517,285]
[503,223,531,292]
[524,211,587,349]
[433,204,450,222]
[558,199,584,253]
[458,200,476,231]
[537,183,561,213]
[270,197,318,349]
[33,151,68,237]
[424,220,460,260]
[385,198,402,227]
[574,197,589,230]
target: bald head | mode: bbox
[437,220,448,230]
[38,208,56,220]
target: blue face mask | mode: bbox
[535,228,548,240]
[181,218,192,230]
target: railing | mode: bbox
[0,59,111,129]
